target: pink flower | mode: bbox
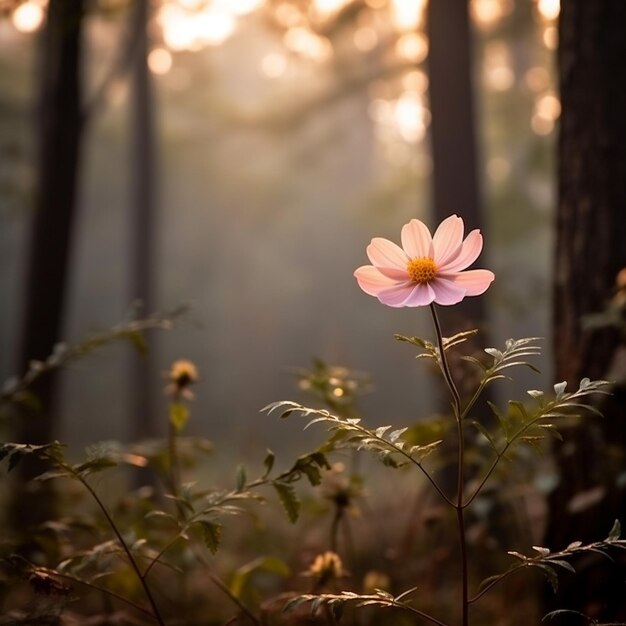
[354,215,495,307]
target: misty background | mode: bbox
[0,0,555,458]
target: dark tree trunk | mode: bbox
[130,0,158,443]
[546,0,626,619]
[426,0,492,506]
[12,0,85,530]
[427,0,487,333]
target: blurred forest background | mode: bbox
[3,0,626,621]
[0,0,557,456]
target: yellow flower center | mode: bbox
[407,257,437,284]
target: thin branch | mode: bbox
[73,470,166,626]
[37,566,156,619]
[468,564,526,605]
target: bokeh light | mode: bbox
[525,66,550,92]
[390,0,427,32]
[283,27,332,61]
[148,47,173,75]
[213,0,266,16]
[484,41,515,91]
[542,26,558,50]
[260,52,288,78]
[274,3,303,27]
[395,32,429,63]
[393,92,429,143]
[353,26,378,52]
[158,3,236,51]
[310,0,351,20]
[536,0,560,21]
[12,1,45,33]
[471,0,514,30]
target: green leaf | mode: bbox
[488,401,510,439]
[485,348,503,359]
[608,519,621,541]
[236,464,247,491]
[478,573,503,593]
[470,420,497,449]
[263,449,275,478]
[169,402,189,433]
[74,457,117,476]
[388,428,408,443]
[394,334,428,349]
[548,559,575,573]
[331,601,344,621]
[542,609,590,623]
[553,381,567,397]
[272,482,300,523]
[536,563,559,593]
[145,510,179,526]
[194,520,222,554]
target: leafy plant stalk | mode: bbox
[429,304,469,626]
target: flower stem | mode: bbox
[76,472,166,626]
[168,420,180,497]
[429,304,468,626]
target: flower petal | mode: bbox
[430,277,467,306]
[438,230,483,273]
[447,269,495,296]
[401,283,437,307]
[376,282,419,307]
[366,237,409,273]
[401,219,433,258]
[354,265,402,296]
[432,215,464,267]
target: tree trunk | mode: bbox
[12,0,85,530]
[130,0,158,444]
[427,0,487,334]
[546,0,626,619]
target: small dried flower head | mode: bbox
[166,359,198,398]
[305,551,345,585]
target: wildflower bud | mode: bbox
[165,359,198,399]
[305,551,345,586]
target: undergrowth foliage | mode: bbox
[0,219,624,625]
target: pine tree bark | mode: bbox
[546,0,626,618]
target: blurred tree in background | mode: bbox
[12,0,85,529]
[546,0,626,619]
